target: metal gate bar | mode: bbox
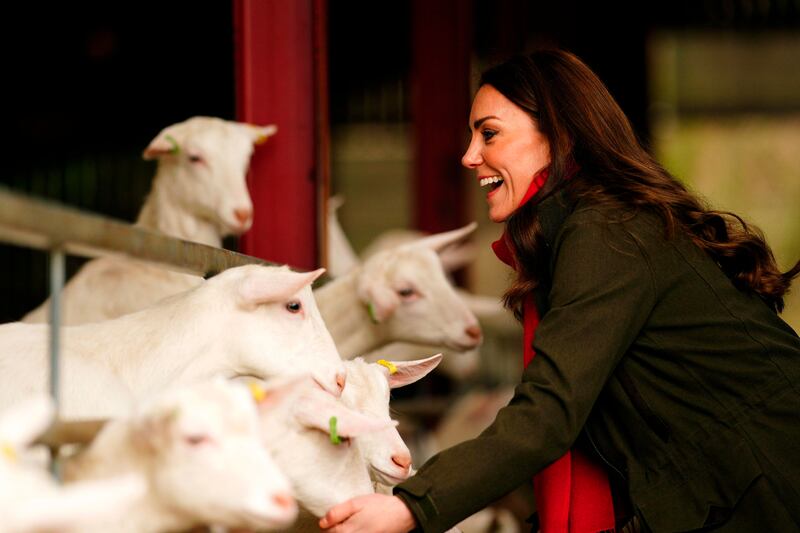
[0,186,276,278]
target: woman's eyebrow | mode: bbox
[473,115,499,129]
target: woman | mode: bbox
[320,49,800,532]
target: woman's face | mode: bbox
[462,84,551,223]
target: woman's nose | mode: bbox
[461,138,482,168]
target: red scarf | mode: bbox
[491,168,616,533]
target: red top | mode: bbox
[491,168,616,533]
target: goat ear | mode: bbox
[329,194,346,212]
[132,407,179,454]
[361,284,398,323]
[294,392,395,438]
[413,222,478,254]
[142,129,182,160]
[239,268,325,306]
[356,262,399,323]
[0,395,54,450]
[249,375,312,413]
[381,353,443,389]
[245,123,278,145]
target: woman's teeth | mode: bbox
[480,176,504,188]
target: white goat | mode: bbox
[341,354,442,486]
[326,206,517,379]
[315,223,482,359]
[63,379,298,533]
[23,116,277,325]
[252,377,393,521]
[0,265,346,419]
[0,395,145,533]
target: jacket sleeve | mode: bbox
[394,211,658,532]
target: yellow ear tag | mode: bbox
[1,443,16,463]
[248,382,267,403]
[329,416,341,445]
[255,134,270,145]
[376,359,398,375]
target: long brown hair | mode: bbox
[481,49,800,317]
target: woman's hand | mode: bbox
[319,494,416,533]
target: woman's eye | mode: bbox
[286,301,302,313]
[481,129,497,141]
[188,154,204,164]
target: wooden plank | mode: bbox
[35,419,106,448]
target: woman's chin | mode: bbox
[488,207,510,223]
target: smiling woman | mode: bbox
[319,49,800,533]
[462,85,551,223]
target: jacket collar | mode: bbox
[491,189,576,271]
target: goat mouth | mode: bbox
[373,467,410,485]
[229,222,251,235]
[449,338,482,351]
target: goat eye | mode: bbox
[184,434,211,446]
[397,288,416,298]
[188,154,204,164]
[286,301,302,313]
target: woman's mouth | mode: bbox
[480,176,504,195]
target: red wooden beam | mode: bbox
[234,0,328,270]
[411,0,473,234]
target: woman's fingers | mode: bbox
[320,495,416,533]
[319,499,358,529]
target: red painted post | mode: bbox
[234,0,327,270]
[411,0,473,235]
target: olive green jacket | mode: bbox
[394,192,800,532]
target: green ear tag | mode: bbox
[329,416,341,445]
[367,302,379,324]
[164,134,180,154]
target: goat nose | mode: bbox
[465,324,482,341]
[234,207,252,225]
[272,492,295,509]
[335,373,347,392]
[392,453,412,470]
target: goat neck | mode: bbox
[136,171,222,247]
[68,291,229,397]
[315,270,388,359]
[65,424,194,533]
